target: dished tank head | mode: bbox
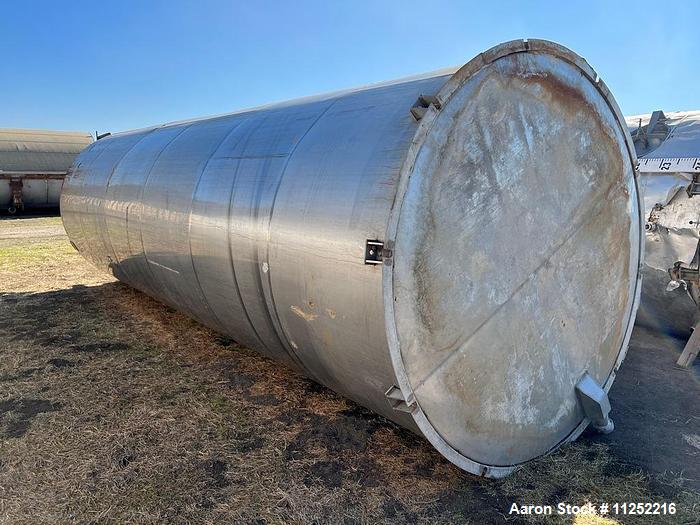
[385,40,641,475]
[60,39,642,478]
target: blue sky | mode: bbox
[1,1,698,134]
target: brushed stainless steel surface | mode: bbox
[61,40,642,477]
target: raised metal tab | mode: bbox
[687,173,700,197]
[365,240,384,265]
[575,372,614,433]
[410,106,427,121]
[385,385,416,413]
[417,94,441,109]
[410,94,441,121]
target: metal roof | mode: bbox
[0,128,93,175]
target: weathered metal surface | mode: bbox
[627,110,700,160]
[639,188,700,337]
[625,111,700,338]
[62,40,641,477]
[0,128,93,174]
[0,128,93,210]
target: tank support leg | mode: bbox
[576,372,614,433]
[677,322,700,368]
[9,177,24,213]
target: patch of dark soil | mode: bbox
[0,367,42,381]
[207,459,229,488]
[595,327,700,491]
[274,408,313,426]
[647,477,685,500]
[47,358,75,368]
[338,404,372,419]
[599,457,637,479]
[224,371,255,392]
[27,316,60,331]
[0,294,18,304]
[339,404,385,435]
[246,393,281,406]
[382,497,418,523]
[583,449,598,461]
[4,284,122,342]
[0,398,62,437]
[431,482,527,525]
[157,386,188,404]
[117,454,135,468]
[344,456,384,488]
[302,379,330,396]
[285,414,372,460]
[387,424,425,450]
[401,456,437,478]
[70,341,129,353]
[303,460,343,489]
[547,487,569,506]
[233,435,265,453]
[214,335,236,347]
[36,330,80,347]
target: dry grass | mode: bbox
[0,216,698,524]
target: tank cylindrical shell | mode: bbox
[61,40,642,477]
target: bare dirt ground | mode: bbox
[1,215,699,525]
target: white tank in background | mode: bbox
[0,129,93,213]
[627,110,700,342]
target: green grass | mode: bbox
[0,240,76,271]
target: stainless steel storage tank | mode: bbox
[61,40,642,477]
[1,128,93,213]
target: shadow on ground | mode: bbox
[0,208,60,219]
[1,280,699,524]
[594,327,700,489]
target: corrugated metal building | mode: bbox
[0,128,93,212]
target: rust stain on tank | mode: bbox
[291,305,318,322]
[520,71,592,115]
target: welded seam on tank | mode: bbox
[185,118,252,336]
[136,124,195,302]
[411,174,629,394]
[99,129,158,284]
[261,99,341,375]
[224,116,287,356]
[69,140,112,267]
[226,114,286,353]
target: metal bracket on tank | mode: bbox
[575,372,614,434]
[410,94,441,121]
[385,385,417,414]
[365,240,393,265]
[687,173,700,197]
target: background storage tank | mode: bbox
[61,40,642,477]
[627,110,700,364]
[0,128,93,213]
